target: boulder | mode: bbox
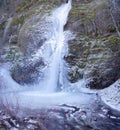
[18,13,55,55]
[12,57,45,85]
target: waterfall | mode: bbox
[46,1,71,92]
[1,18,12,45]
[36,0,72,92]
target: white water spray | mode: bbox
[35,0,72,92]
[46,1,71,92]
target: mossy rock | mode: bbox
[0,45,23,63]
[78,62,86,68]
[10,15,25,26]
[68,67,83,83]
[9,35,18,44]
[66,35,120,89]
[108,36,120,44]
[0,21,7,30]
[15,0,60,13]
[107,25,116,33]
[67,0,113,37]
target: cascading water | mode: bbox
[0,0,96,107]
[30,0,72,92]
[43,1,72,92]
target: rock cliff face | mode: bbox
[65,0,120,89]
[0,0,120,89]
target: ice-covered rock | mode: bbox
[99,79,120,111]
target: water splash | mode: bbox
[0,63,20,92]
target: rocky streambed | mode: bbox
[0,98,120,130]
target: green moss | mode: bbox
[15,2,27,13]
[69,2,96,23]
[83,44,90,49]
[84,37,89,42]
[108,36,120,44]
[78,62,86,68]
[11,15,25,26]
[14,1,57,27]
[15,0,37,13]
[15,0,59,13]
[85,11,95,21]
[1,45,23,63]
[68,69,81,83]
[0,21,8,38]
[88,57,100,63]
[107,25,116,33]
[90,48,103,53]
[0,21,7,30]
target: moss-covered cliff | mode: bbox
[65,0,120,89]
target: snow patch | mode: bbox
[99,79,120,111]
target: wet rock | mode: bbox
[9,35,18,44]
[66,36,120,89]
[67,0,115,37]
[12,57,45,84]
[18,12,57,55]
[0,45,23,64]
[65,0,120,89]
[0,102,120,130]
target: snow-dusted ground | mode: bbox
[99,79,120,111]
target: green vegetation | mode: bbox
[108,36,120,44]
[15,0,60,13]
[0,21,6,37]
[10,15,24,26]
[0,21,6,30]
[107,25,116,33]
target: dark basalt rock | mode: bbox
[12,58,45,85]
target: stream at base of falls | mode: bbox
[0,91,120,130]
